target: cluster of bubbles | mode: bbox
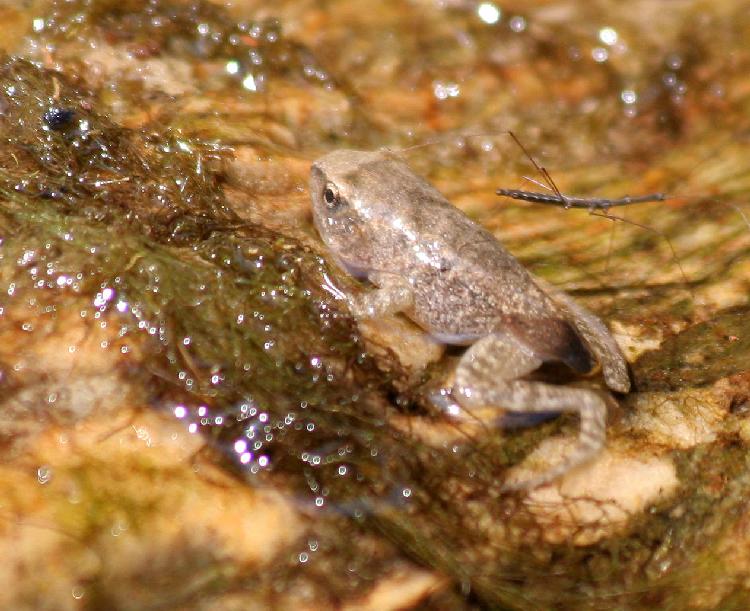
[172,402,271,474]
[31,0,338,96]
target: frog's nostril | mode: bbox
[309,164,324,184]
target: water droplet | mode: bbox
[621,89,637,104]
[242,73,258,91]
[509,16,527,32]
[662,72,678,87]
[37,465,53,485]
[477,2,501,24]
[592,47,609,63]
[598,27,618,46]
[666,53,683,70]
[432,81,461,100]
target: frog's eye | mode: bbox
[323,183,341,209]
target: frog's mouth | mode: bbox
[338,258,371,280]
[320,242,370,280]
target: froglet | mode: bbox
[309,149,630,490]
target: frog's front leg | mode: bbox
[348,272,414,318]
[453,334,608,491]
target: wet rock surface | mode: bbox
[1,0,750,608]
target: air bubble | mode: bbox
[621,89,637,104]
[592,47,609,62]
[509,16,527,32]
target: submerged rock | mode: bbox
[2,0,750,608]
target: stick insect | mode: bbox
[496,132,688,283]
[497,131,667,210]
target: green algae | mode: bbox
[0,54,409,504]
[633,307,750,392]
[0,54,430,607]
[367,440,750,610]
[0,52,485,606]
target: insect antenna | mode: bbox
[506,131,569,206]
[385,132,505,156]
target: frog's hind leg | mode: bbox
[453,334,608,491]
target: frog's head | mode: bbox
[309,149,383,278]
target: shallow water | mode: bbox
[1,0,750,608]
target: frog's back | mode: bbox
[389,175,594,373]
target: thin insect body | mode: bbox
[496,187,667,210]
[497,132,667,210]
